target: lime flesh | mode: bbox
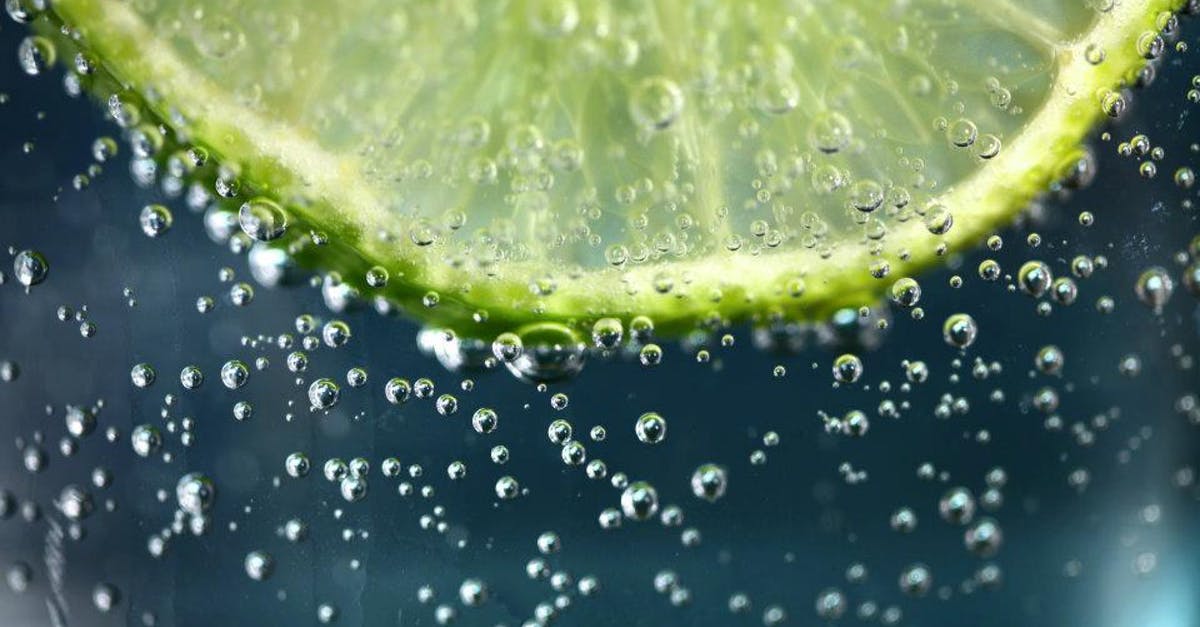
[33,0,1184,337]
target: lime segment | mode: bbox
[36,0,1184,336]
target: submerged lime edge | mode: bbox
[37,0,1184,338]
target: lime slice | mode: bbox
[28,0,1183,338]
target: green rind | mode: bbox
[36,0,1183,338]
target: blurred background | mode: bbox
[1,13,1199,627]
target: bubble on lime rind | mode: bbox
[504,323,587,383]
[6,0,48,24]
[417,327,492,372]
[17,35,54,75]
[629,77,684,131]
[238,197,288,241]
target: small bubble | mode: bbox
[12,250,48,287]
[130,363,156,388]
[690,464,728,502]
[942,314,978,349]
[1134,267,1174,311]
[832,354,864,384]
[630,77,684,130]
[634,412,667,444]
[308,378,340,410]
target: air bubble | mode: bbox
[238,198,288,241]
[630,77,684,131]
